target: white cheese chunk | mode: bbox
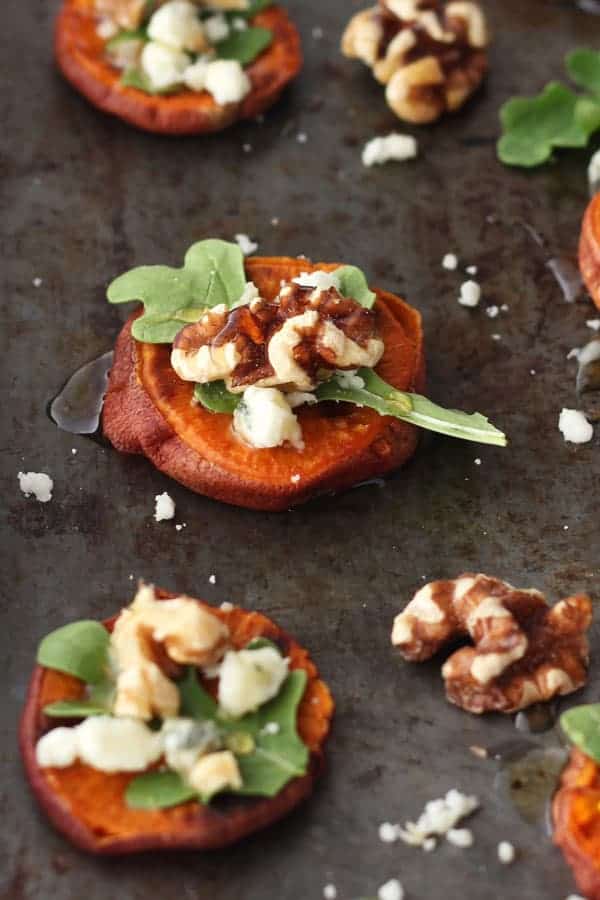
[97,18,119,39]
[233,386,304,450]
[187,749,242,796]
[182,56,210,91]
[397,789,479,847]
[154,491,176,522]
[446,827,473,848]
[587,318,600,331]
[234,233,258,255]
[218,645,289,717]
[147,0,206,52]
[378,879,404,900]
[18,471,53,503]
[36,727,79,768]
[442,253,458,270]
[362,133,418,167]
[203,13,230,43]
[458,280,481,307]
[141,41,191,91]
[204,59,251,105]
[323,887,337,900]
[334,370,365,390]
[558,408,593,444]
[287,391,317,408]
[36,717,163,773]
[292,270,340,291]
[498,841,516,864]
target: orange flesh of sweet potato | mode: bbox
[20,593,334,854]
[579,193,600,311]
[55,1,302,134]
[554,749,600,900]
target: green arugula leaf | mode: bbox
[561,704,600,764]
[567,49,600,97]
[193,381,241,413]
[498,82,600,168]
[42,699,108,718]
[106,28,146,50]
[107,239,247,343]
[216,26,272,66]
[246,637,280,652]
[120,67,179,95]
[334,265,376,309]
[126,771,198,810]
[179,667,219,720]
[315,369,507,446]
[37,621,110,684]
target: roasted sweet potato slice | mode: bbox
[553,748,600,900]
[580,193,600,311]
[102,256,426,511]
[20,590,334,854]
[55,0,302,134]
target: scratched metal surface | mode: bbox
[2,0,600,898]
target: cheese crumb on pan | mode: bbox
[154,492,176,521]
[234,233,259,255]
[558,408,593,444]
[362,133,418,167]
[458,280,481,307]
[498,841,516,864]
[18,471,53,503]
[378,879,404,900]
[442,253,458,270]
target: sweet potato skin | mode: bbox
[55,0,302,134]
[580,193,600,311]
[553,748,600,900]
[102,256,426,511]
[19,591,334,855]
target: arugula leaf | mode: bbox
[498,82,600,168]
[106,28,146,50]
[179,667,219,720]
[561,704,600,764]
[334,265,376,309]
[120,67,181,96]
[37,621,110,684]
[42,699,108,718]
[315,369,507,446]
[193,381,241,413]
[567,49,600,97]
[107,239,247,343]
[126,771,198,810]
[216,27,272,66]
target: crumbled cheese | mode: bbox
[218,645,289,718]
[175,524,183,531]
[141,41,190,91]
[312,25,324,39]
[154,492,176,522]
[378,879,404,900]
[287,391,317,408]
[220,601,234,612]
[233,386,304,450]
[32,276,43,287]
[423,837,437,852]
[235,233,258,255]
[335,370,365,390]
[442,253,458,271]
[271,217,279,226]
[233,281,260,307]
[566,895,587,900]
[474,458,481,465]
[292,270,340,291]
[486,305,499,318]
[36,717,163,772]
[498,841,516,864]
[446,828,473,848]
[579,340,600,366]
[71,448,77,455]
[587,319,600,331]
[18,471,53,503]
[242,143,253,153]
[208,574,216,585]
[147,0,206,52]
[182,56,210,91]
[466,265,478,275]
[362,133,418,167]
[379,822,401,843]
[323,886,337,900]
[232,17,247,31]
[204,59,251,105]
[297,132,308,144]
[397,789,479,847]
[458,280,481,307]
[491,333,502,341]
[558,408,593,444]
[589,148,600,190]
[97,18,118,40]
[203,13,229,43]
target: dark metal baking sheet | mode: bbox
[2,1,600,897]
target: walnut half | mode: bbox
[391,574,592,714]
[341,0,489,124]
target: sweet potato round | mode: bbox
[19,590,334,854]
[579,193,600,311]
[102,256,426,511]
[553,748,600,900]
[55,1,302,134]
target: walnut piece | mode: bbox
[341,0,489,124]
[171,280,384,393]
[391,574,592,714]
[111,584,230,720]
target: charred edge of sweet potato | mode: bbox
[20,590,334,854]
[579,194,600,312]
[102,257,425,511]
[54,2,302,134]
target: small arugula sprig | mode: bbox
[561,703,600,763]
[498,49,600,168]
